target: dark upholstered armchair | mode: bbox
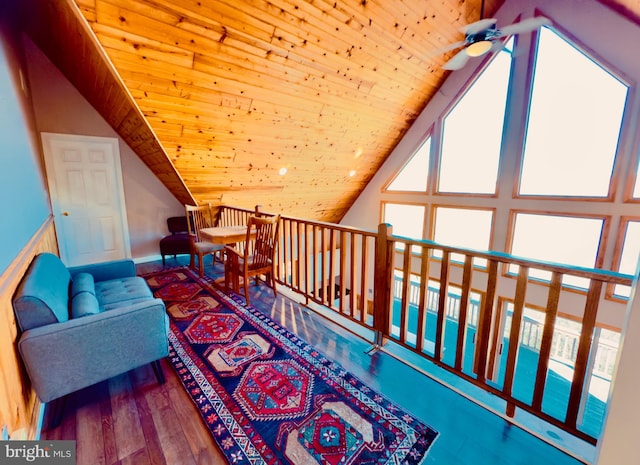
[159,216,190,265]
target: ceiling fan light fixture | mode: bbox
[466,40,493,57]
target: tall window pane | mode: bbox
[519,28,627,196]
[438,40,513,194]
[510,213,603,288]
[632,160,640,198]
[433,207,493,265]
[386,137,430,192]
[383,203,425,251]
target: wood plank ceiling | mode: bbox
[19,0,640,222]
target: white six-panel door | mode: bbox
[41,133,130,267]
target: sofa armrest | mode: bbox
[68,259,136,282]
[18,299,168,403]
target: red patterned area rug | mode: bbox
[144,267,438,464]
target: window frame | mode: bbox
[607,216,640,301]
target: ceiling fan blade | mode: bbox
[433,40,467,55]
[442,49,471,70]
[499,16,551,36]
[463,18,497,35]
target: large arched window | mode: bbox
[384,23,630,287]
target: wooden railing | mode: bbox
[392,275,619,381]
[217,205,377,329]
[215,205,633,445]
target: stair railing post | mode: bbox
[368,223,393,354]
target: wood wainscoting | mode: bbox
[0,217,58,439]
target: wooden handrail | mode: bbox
[217,205,633,446]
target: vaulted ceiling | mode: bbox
[19,0,640,223]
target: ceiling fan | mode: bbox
[440,15,551,70]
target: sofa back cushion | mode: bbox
[71,291,101,318]
[71,272,95,297]
[69,272,100,318]
[13,253,72,331]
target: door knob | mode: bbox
[62,212,69,216]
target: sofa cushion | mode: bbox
[71,292,101,318]
[95,277,153,308]
[13,253,71,331]
[71,272,95,297]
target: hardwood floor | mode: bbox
[42,255,590,465]
[42,358,226,464]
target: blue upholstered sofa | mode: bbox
[12,253,169,404]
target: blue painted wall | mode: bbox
[0,14,50,274]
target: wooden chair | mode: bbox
[225,213,280,306]
[185,204,224,277]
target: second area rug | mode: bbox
[144,267,438,464]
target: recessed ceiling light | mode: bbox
[278,167,288,176]
[349,170,357,177]
[355,148,363,158]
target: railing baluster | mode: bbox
[503,265,530,415]
[455,255,473,372]
[319,225,324,303]
[474,259,498,382]
[281,218,289,287]
[283,218,289,287]
[304,223,310,296]
[349,232,357,319]
[435,251,450,362]
[532,271,562,411]
[328,229,336,307]
[399,246,412,345]
[272,215,279,281]
[338,230,347,314]
[291,220,297,289]
[566,279,603,428]
[295,221,302,291]
[415,245,430,354]
[360,235,370,324]
[312,224,319,301]
[284,219,290,288]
